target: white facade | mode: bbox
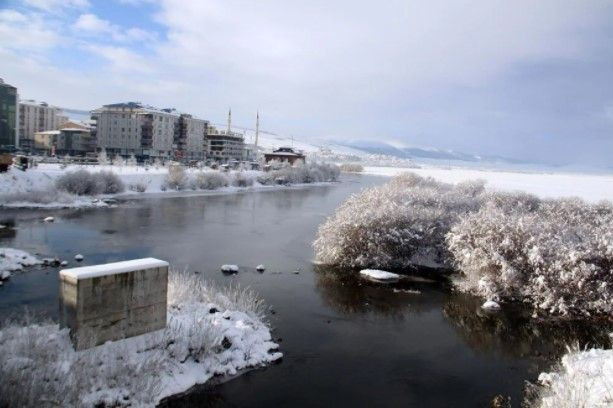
[18,100,66,150]
[92,103,179,158]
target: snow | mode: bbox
[0,272,282,407]
[256,264,266,271]
[60,258,168,280]
[43,216,54,222]
[0,163,338,208]
[0,248,42,276]
[221,264,239,273]
[536,347,613,407]
[74,254,84,262]
[360,269,401,282]
[481,300,501,310]
[362,166,613,203]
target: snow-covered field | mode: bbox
[363,166,613,203]
[0,271,281,407]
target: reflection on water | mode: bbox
[314,265,446,317]
[443,293,613,360]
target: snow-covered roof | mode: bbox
[35,130,61,135]
[265,151,303,157]
[61,127,90,132]
[60,258,169,280]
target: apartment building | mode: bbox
[175,114,209,161]
[206,125,245,163]
[34,120,95,156]
[92,102,180,159]
[0,78,18,150]
[18,100,67,151]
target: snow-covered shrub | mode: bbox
[0,188,76,206]
[448,194,613,316]
[164,165,187,190]
[129,181,148,193]
[190,171,229,190]
[231,172,255,187]
[339,163,364,173]
[257,162,340,185]
[0,270,280,407]
[95,170,125,194]
[530,347,613,408]
[97,150,109,165]
[314,173,485,269]
[56,170,124,195]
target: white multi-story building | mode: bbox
[18,100,67,151]
[92,102,185,159]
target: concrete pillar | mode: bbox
[59,258,169,350]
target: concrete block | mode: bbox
[59,258,169,350]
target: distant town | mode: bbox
[0,78,307,166]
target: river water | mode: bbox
[0,174,609,407]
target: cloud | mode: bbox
[23,0,90,12]
[0,9,62,52]
[3,0,613,166]
[74,13,156,42]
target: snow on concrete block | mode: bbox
[359,269,401,282]
[481,300,501,311]
[59,257,169,350]
[221,264,239,273]
[44,216,55,222]
[74,254,84,261]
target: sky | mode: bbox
[1,0,612,167]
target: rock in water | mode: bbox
[75,254,84,262]
[256,264,266,272]
[44,217,55,223]
[481,300,501,311]
[1,271,11,280]
[60,260,68,267]
[359,269,400,282]
[221,264,239,273]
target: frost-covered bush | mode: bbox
[56,169,124,195]
[231,172,256,187]
[258,162,340,185]
[0,270,280,407]
[164,165,187,190]
[96,170,125,194]
[129,181,148,193]
[339,163,364,173]
[314,173,485,269]
[0,188,76,206]
[190,171,229,190]
[448,194,613,316]
[529,347,613,408]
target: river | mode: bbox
[0,174,608,407]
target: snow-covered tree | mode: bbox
[313,173,485,269]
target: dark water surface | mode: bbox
[0,174,609,407]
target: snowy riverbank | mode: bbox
[0,271,281,407]
[362,165,613,203]
[535,346,613,407]
[0,162,339,208]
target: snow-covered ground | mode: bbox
[0,163,338,208]
[0,271,281,407]
[536,346,613,407]
[0,248,42,283]
[362,165,613,202]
